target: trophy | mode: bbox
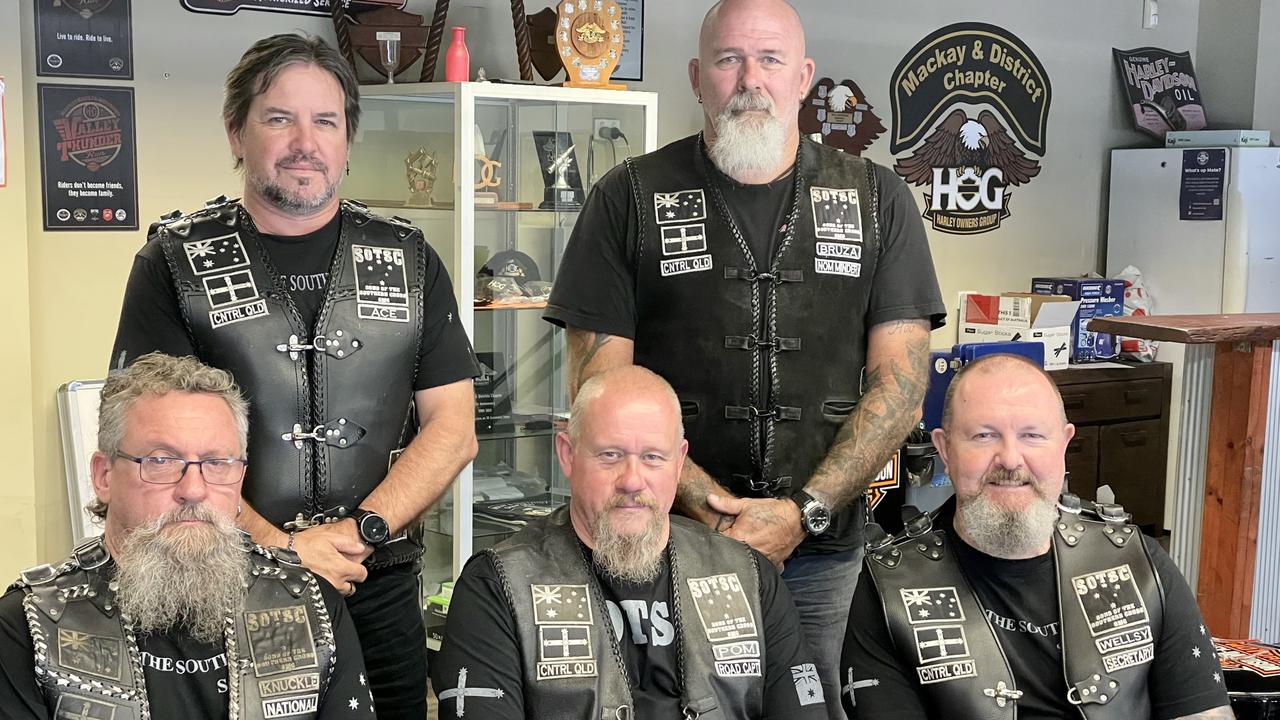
[533,131,585,209]
[377,32,401,83]
[556,0,626,90]
[474,125,502,207]
[404,148,438,207]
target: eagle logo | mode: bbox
[893,109,1039,235]
[799,78,885,156]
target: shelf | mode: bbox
[475,301,548,312]
[477,423,560,441]
[353,200,582,215]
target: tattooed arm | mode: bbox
[709,318,932,566]
[566,327,635,400]
[1169,709,1235,719]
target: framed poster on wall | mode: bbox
[38,83,139,231]
[35,0,134,80]
[613,0,643,81]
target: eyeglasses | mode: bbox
[115,451,247,486]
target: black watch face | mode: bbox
[806,505,832,535]
[359,514,390,545]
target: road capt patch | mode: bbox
[687,573,758,643]
[889,23,1052,235]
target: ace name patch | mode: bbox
[810,187,862,242]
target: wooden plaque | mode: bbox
[555,0,625,90]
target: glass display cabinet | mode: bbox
[345,82,657,647]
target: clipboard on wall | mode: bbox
[57,379,105,544]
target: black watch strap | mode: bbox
[349,508,390,546]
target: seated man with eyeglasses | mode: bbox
[0,353,372,719]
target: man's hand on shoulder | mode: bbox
[706,494,805,569]
[290,522,372,595]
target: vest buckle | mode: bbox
[276,334,316,361]
[315,330,363,359]
[280,418,367,449]
[982,680,1023,708]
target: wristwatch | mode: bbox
[789,490,832,536]
[348,508,391,546]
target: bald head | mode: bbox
[699,0,805,57]
[942,354,1065,432]
[568,366,684,443]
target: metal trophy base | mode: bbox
[539,186,585,210]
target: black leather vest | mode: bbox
[864,498,1161,719]
[625,135,880,549]
[154,198,423,536]
[11,536,337,720]
[483,507,765,720]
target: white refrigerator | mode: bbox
[1106,145,1280,640]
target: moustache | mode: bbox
[983,467,1037,487]
[276,154,328,173]
[605,493,659,512]
[725,91,775,115]
[157,503,224,528]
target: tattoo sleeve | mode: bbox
[804,319,932,511]
[672,457,736,525]
[565,328,633,400]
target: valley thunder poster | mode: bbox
[889,23,1052,235]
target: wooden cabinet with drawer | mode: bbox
[1049,362,1172,530]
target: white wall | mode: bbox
[1255,0,1280,133]
[1196,0,1261,128]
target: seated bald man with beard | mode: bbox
[840,354,1232,720]
[432,366,827,719]
[0,353,370,719]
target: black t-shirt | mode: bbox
[431,542,828,720]
[0,577,373,719]
[109,207,478,392]
[841,532,1231,719]
[543,139,948,341]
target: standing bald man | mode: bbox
[544,1,945,713]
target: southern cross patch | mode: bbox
[900,587,965,624]
[660,224,707,256]
[687,573,758,643]
[531,584,593,625]
[54,693,117,720]
[791,663,826,706]
[1070,564,1149,637]
[653,190,706,225]
[184,233,250,276]
[203,270,260,309]
[913,625,970,664]
[810,187,862,242]
[352,244,410,323]
[536,626,596,681]
[57,628,122,681]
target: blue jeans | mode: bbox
[346,561,426,719]
[782,546,864,720]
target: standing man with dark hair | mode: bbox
[543,0,945,714]
[842,354,1232,719]
[0,353,371,719]
[108,33,478,718]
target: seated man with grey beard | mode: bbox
[841,354,1233,720]
[0,353,371,719]
[432,366,828,719]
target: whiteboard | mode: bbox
[57,380,105,544]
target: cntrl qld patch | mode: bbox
[243,605,318,678]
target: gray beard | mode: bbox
[707,93,787,181]
[955,490,1060,559]
[248,162,340,216]
[113,505,248,644]
[591,503,666,584]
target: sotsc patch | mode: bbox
[243,605,318,678]
[687,573,758,643]
[57,628,122,681]
[261,693,319,719]
[531,585,593,625]
[653,190,706,225]
[810,187,862,242]
[54,693,117,720]
[916,659,977,685]
[815,257,861,278]
[184,233,250,276]
[536,625,596,681]
[1095,626,1153,656]
[1071,564,1149,637]
[913,625,971,664]
[900,587,965,624]
[791,663,826,706]
[660,224,707,256]
[353,244,410,323]
[716,658,762,677]
[659,254,713,277]
[1103,643,1154,672]
[712,640,760,661]
[258,672,321,698]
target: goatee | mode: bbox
[707,91,788,181]
[114,504,248,644]
[248,153,340,215]
[591,495,666,584]
[955,468,1060,559]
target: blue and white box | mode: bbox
[1030,277,1124,362]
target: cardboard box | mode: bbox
[1165,129,1270,147]
[957,292,1076,370]
[1030,278,1124,363]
